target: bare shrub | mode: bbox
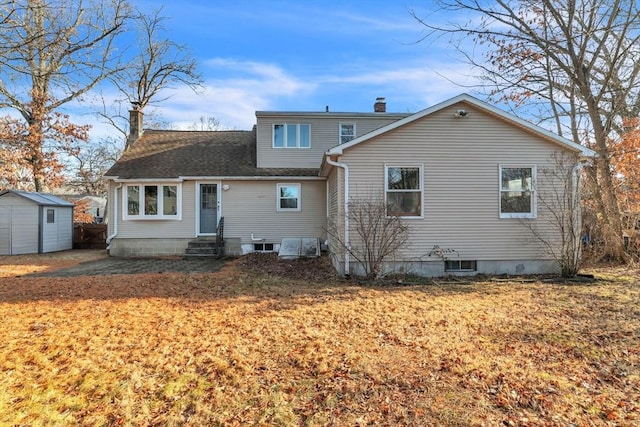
[326,197,409,279]
[521,153,585,277]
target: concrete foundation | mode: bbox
[108,237,245,258]
[332,258,560,278]
[107,238,192,257]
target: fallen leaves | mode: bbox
[0,251,638,425]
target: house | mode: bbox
[0,190,74,255]
[64,195,107,223]
[104,94,595,276]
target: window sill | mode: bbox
[499,213,536,219]
[124,216,181,220]
[386,214,423,219]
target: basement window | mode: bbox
[253,243,274,252]
[445,260,477,272]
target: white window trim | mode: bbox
[123,183,182,220]
[339,122,356,144]
[272,123,311,149]
[384,164,424,219]
[276,183,302,212]
[499,164,537,219]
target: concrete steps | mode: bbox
[184,238,224,258]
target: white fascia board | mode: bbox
[107,176,324,182]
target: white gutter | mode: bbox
[106,183,122,247]
[325,157,350,276]
[105,176,326,182]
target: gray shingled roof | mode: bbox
[104,128,319,179]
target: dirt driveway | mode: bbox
[0,250,228,277]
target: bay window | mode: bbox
[124,184,181,219]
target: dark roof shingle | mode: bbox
[105,129,319,179]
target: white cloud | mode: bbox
[316,59,483,111]
[148,57,484,129]
[154,58,317,129]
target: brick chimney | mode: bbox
[374,97,386,113]
[126,102,143,149]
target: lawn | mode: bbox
[0,252,638,426]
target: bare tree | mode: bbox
[519,152,586,277]
[326,197,409,279]
[188,116,225,131]
[413,0,640,260]
[66,137,121,196]
[104,7,202,150]
[0,0,132,191]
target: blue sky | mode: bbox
[121,0,481,131]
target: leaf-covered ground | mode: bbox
[0,251,638,426]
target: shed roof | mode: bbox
[104,128,319,180]
[0,190,74,207]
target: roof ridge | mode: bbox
[143,129,252,133]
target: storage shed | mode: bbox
[0,190,74,255]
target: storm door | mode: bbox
[198,183,218,235]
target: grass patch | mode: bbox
[0,254,638,425]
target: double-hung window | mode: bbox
[273,124,310,148]
[385,166,422,217]
[124,184,181,219]
[339,122,355,144]
[277,183,301,212]
[499,165,536,218]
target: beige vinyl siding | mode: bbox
[220,179,326,243]
[328,169,339,220]
[340,102,572,262]
[326,168,345,259]
[107,181,116,237]
[256,113,406,168]
[108,179,326,243]
[112,181,198,239]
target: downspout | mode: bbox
[106,183,122,249]
[325,157,350,276]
